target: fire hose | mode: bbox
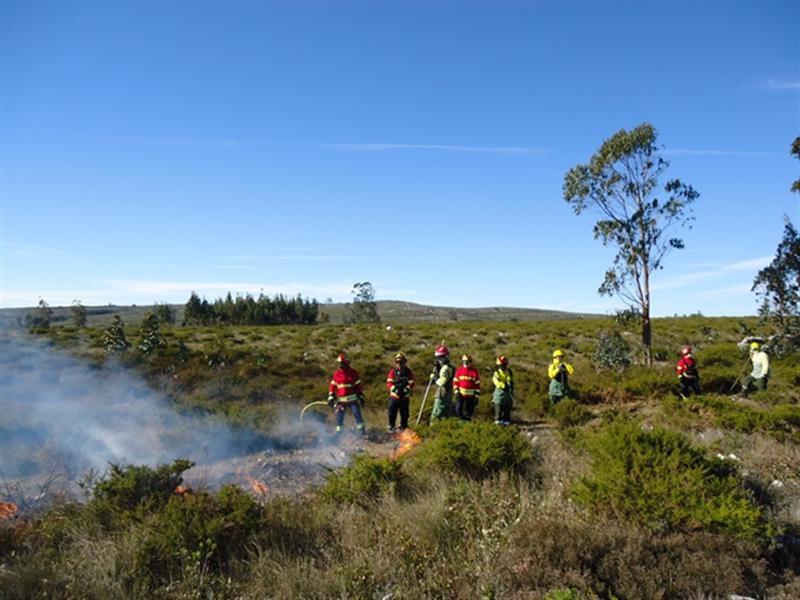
[728,355,753,394]
[300,400,331,423]
[415,372,435,426]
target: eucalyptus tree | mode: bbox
[563,123,699,364]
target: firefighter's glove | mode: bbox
[327,395,335,408]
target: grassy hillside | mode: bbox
[1,299,601,329]
[2,316,799,598]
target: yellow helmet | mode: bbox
[552,349,564,358]
[394,352,407,363]
[749,341,761,350]
[461,353,472,363]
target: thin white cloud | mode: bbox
[1,288,115,308]
[218,247,320,255]
[314,143,545,154]
[211,265,256,271]
[652,255,771,292]
[2,242,63,259]
[762,78,800,91]
[102,279,356,298]
[723,256,773,271]
[696,284,753,299]
[212,255,372,261]
[0,280,367,309]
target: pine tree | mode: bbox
[25,299,53,331]
[103,314,130,354]
[138,312,166,356]
[71,300,88,328]
[154,303,176,326]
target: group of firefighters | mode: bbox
[326,344,575,435]
[326,340,771,435]
[676,341,771,399]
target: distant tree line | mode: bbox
[182,291,319,326]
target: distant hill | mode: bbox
[319,300,601,324]
[1,300,601,328]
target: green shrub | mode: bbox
[572,419,767,539]
[544,589,592,600]
[699,396,800,442]
[411,420,533,479]
[551,398,591,429]
[135,485,265,586]
[593,330,632,370]
[320,455,407,505]
[620,367,674,398]
[89,459,194,522]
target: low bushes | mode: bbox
[89,459,194,525]
[698,396,800,442]
[551,398,591,429]
[410,420,534,479]
[502,514,770,599]
[319,455,407,505]
[572,419,769,540]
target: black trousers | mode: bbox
[494,402,511,422]
[454,395,476,420]
[679,376,701,397]
[388,396,410,429]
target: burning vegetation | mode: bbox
[390,428,422,460]
[0,501,18,520]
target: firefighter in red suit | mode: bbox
[328,353,366,435]
[453,354,481,420]
[676,345,701,398]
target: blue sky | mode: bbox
[2,0,798,316]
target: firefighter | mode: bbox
[741,341,770,396]
[548,349,574,405]
[492,355,514,425]
[327,353,366,436]
[676,345,701,398]
[430,345,455,421]
[386,352,414,432]
[454,353,481,420]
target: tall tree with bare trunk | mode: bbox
[563,123,699,365]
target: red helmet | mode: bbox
[337,353,349,365]
[681,345,692,355]
[434,345,449,357]
[496,355,508,366]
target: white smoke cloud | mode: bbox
[0,329,345,506]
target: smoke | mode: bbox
[0,328,340,503]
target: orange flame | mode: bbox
[243,473,269,495]
[391,429,422,460]
[234,467,269,496]
[0,501,18,520]
[174,485,191,496]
